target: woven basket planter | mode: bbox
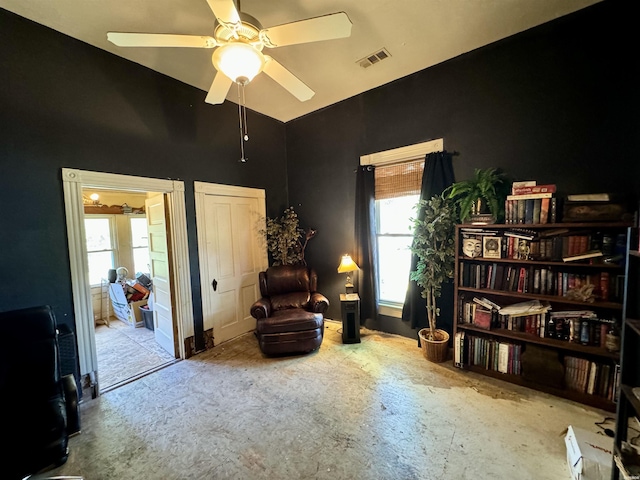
[418,328,450,363]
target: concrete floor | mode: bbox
[35,320,612,479]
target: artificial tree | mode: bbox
[409,193,457,341]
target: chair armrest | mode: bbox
[250,298,271,319]
[62,374,81,435]
[309,293,330,314]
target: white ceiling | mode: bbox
[1,0,601,123]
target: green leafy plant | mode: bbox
[409,194,457,340]
[263,207,316,266]
[445,167,511,223]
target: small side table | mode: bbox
[340,293,361,344]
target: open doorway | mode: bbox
[62,168,193,398]
[82,188,176,392]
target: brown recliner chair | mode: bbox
[250,265,329,356]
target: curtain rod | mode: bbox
[355,150,459,172]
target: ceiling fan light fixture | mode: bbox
[212,42,265,84]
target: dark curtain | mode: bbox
[401,151,456,335]
[355,165,378,323]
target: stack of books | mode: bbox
[505,181,557,224]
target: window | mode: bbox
[130,217,150,275]
[375,161,424,306]
[85,216,116,286]
[360,138,444,316]
[376,195,420,304]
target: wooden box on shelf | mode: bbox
[452,222,633,412]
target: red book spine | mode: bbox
[517,267,526,293]
[540,197,550,224]
[568,236,577,256]
[512,184,557,195]
[600,272,610,301]
[600,323,608,348]
[578,235,588,255]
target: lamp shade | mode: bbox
[212,42,265,84]
[337,254,360,273]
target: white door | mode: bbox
[202,194,264,344]
[146,193,176,357]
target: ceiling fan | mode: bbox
[107,0,353,105]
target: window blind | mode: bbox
[374,160,424,200]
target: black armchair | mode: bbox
[0,305,81,480]
[250,265,329,355]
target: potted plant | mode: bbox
[409,193,457,362]
[263,206,316,266]
[445,167,511,224]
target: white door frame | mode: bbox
[62,168,193,391]
[194,182,267,344]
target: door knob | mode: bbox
[211,279,218,291]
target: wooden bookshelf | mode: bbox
[453,222,633,413]
[613,236,640,479]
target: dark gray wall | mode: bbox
[286,0,639,339]
[1,1,638,347]
[0,10,288,349]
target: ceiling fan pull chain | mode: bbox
[241,85,249,142]
[237,82,248,163]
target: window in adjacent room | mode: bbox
[130,217,150,275]
[85,216,117,286]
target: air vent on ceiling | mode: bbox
[358,48,391,69]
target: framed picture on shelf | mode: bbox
[483,236,501,259]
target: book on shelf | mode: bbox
[538,228,571,238]
[613,364,621,403]
[494,264,505,290]
[587,361,597,395]
[562,250,604,262]
[524,199,534,224]
[512,184,557,195]
[497,343,509,374]
[454,331,466,367]
[498,300,552,317]
[506,192,554,201]
[516,200,525,224]
[473,296,501,311]
[539,197,550,224]
[473,308,493,330]
[566,193,613,202]
[512,180,536,192]
[460,228,499,236]
[532,198,541,224]
[549,197,557,223]
[503,229,537,240]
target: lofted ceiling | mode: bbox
[1,0,601,123]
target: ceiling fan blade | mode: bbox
[205,0,241,28]
[260,12,352,48]
[262,56,314,102]
[107,32,216,48]
[205,72,233,104]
